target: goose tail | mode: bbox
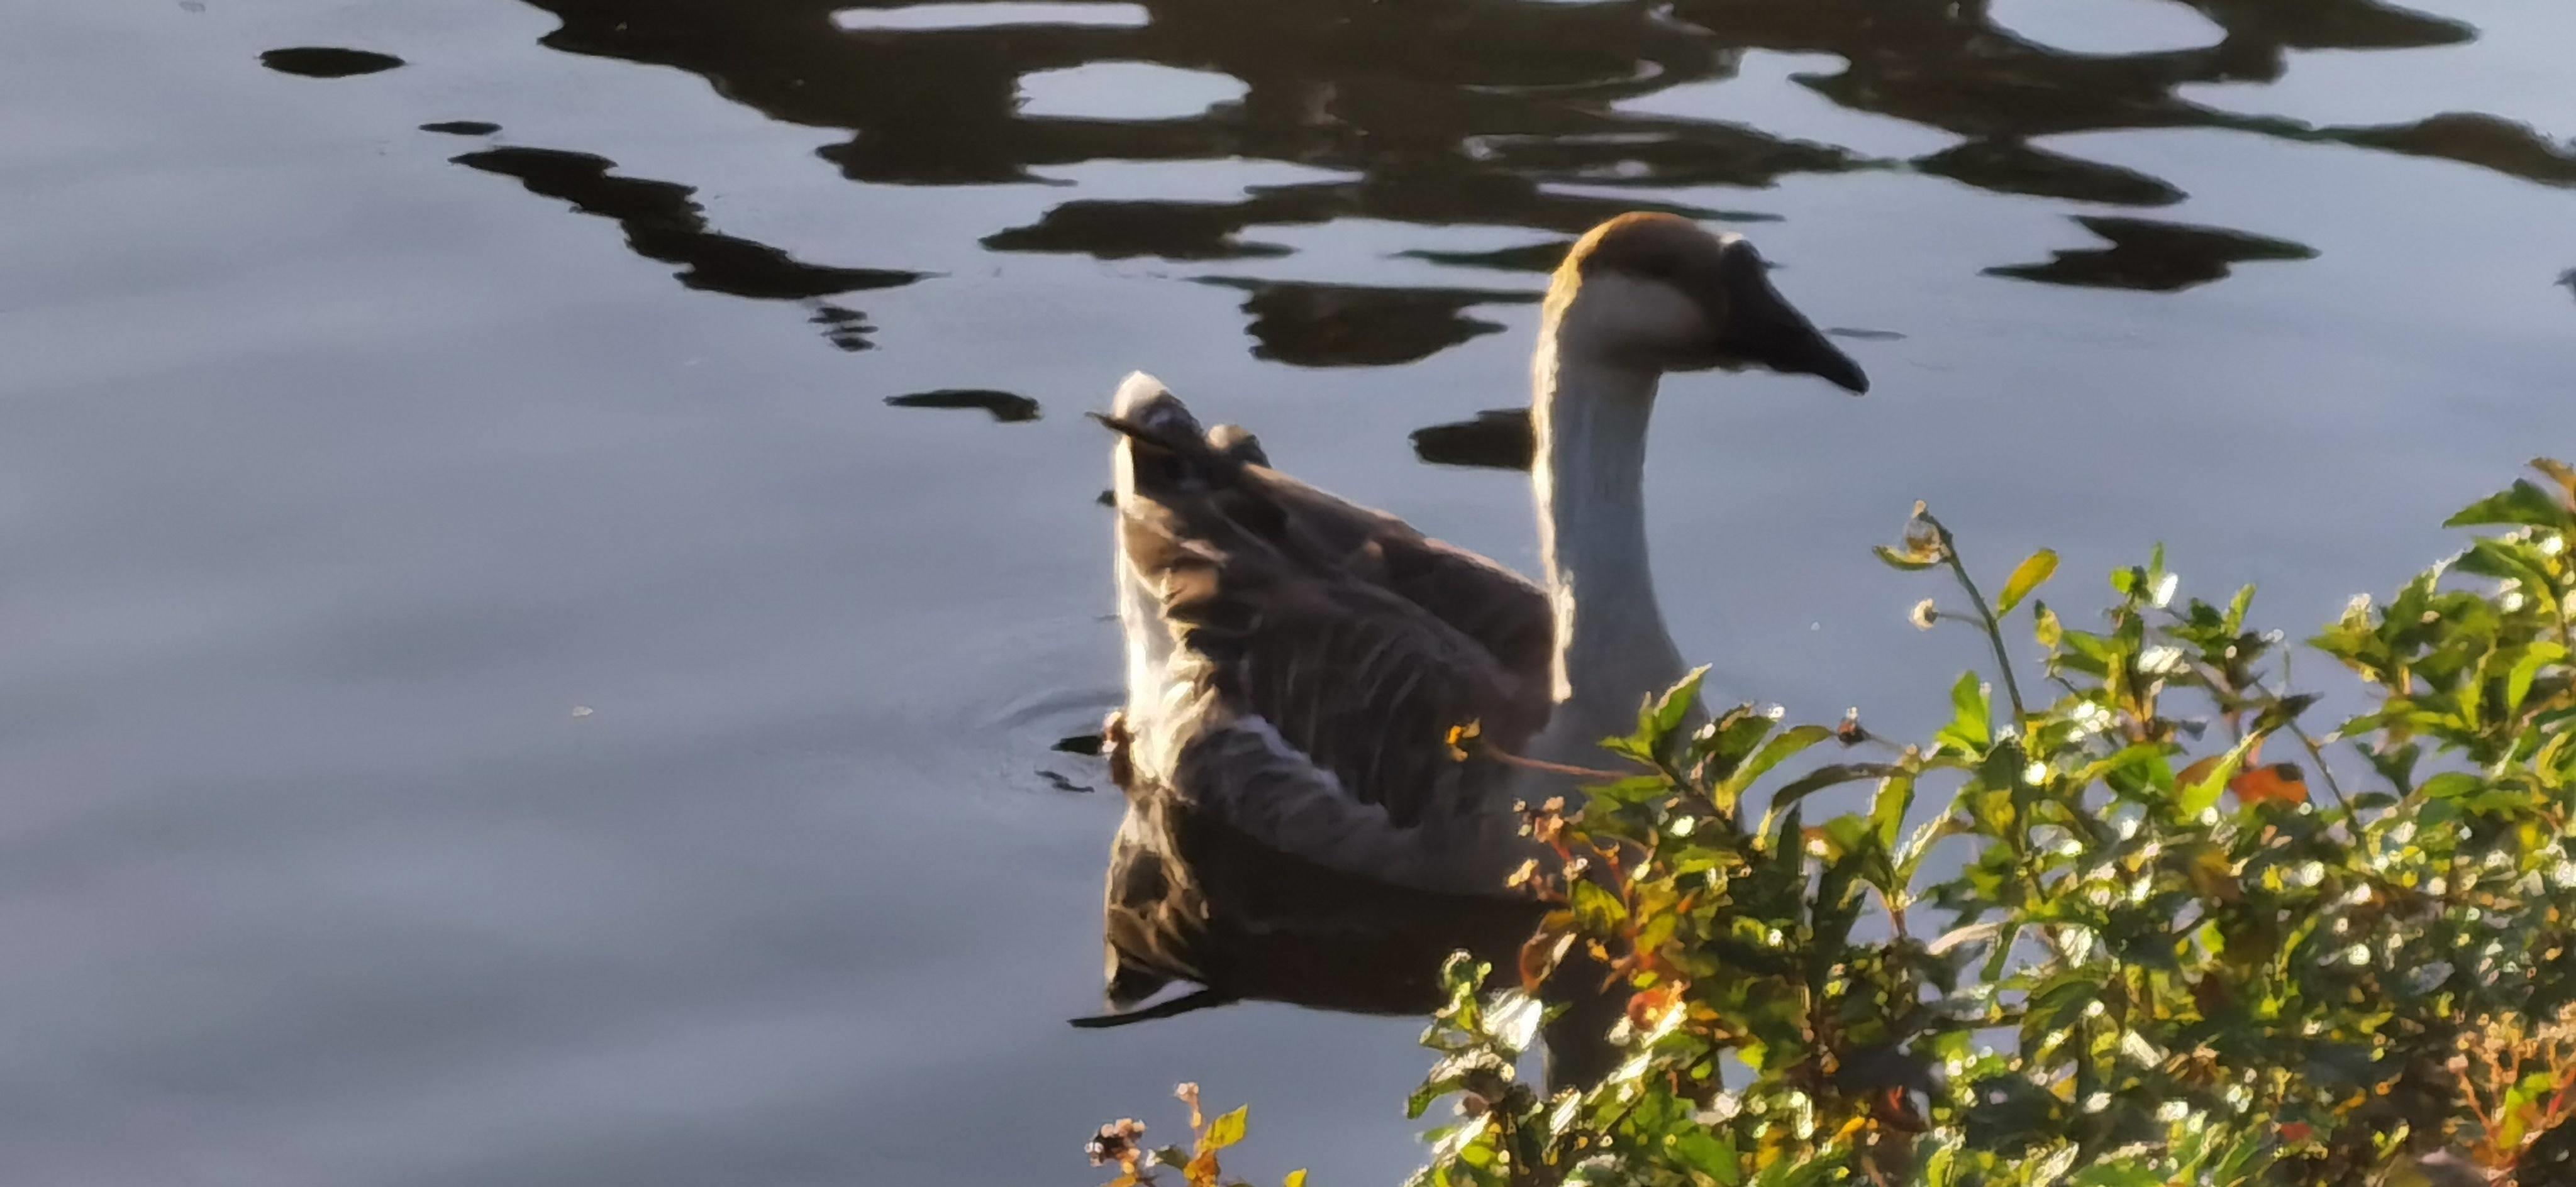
[1099,372,1268,504]
[1066,986,1234,1029]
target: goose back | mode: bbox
[1092,373,1557,1017]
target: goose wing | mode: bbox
[1092,373,1556,1017]
[1223,462,1555,702]
[1105,374,1553,829]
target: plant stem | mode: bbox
[1924,514,2031,727]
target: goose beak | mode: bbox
[1704,241,1870,394]
[1731,315,1869,394]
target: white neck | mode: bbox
[1527,322,1690,761]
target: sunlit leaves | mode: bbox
[1939,671,1992,753]
[2445,478,2576,531]
[1716,725,1831,806]
[1204,1107,1248,1152]
[1997,549,2060,615]
[1106,464,2576,1187]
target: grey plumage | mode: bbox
[1089,377,1557,1021]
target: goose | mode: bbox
[1078,212,1868,1085]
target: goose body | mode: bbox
[1085,213,1867,1077]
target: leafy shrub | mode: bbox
[1097,461,2576,1187]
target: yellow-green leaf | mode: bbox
[2178,732,2264,819]
[1996,548,2059,616]
[1874,543,1941,571]
[1204,1105,1248,1151]
[2033,601,2063,649]
[1284,1171,1308,1187]
[2509,641,2568,714]
[1938,671,1990,753]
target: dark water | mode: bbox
[4,0,2572,1183]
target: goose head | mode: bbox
[1545,212,1868,394]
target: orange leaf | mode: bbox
[1873,1086,1929,1132]
[1626,983,1682,1031]
[2229,762,2309,807]
[1521,930,1575,991]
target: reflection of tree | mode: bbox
[477,0,2572,363]
[454,147,924,300]
[452,145,922,351]
[260,47,406,77]
[884,389,1043,422]
[1196,280,1535,369]
[1916,141,2184,207]
[1984,216,2316,293]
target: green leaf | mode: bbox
[1406,1076,1465,1120]
[1568,878,1628,932]
[1766,763,1904,820]
[1719,724,1833,804]
[2223,583,2257,634]
[2419,771,2483,802]
[1898,813,1966,881]
[2177,732,2262,819]
[1939,671,1992,753]
[1585,774,1677,812]
[2034,600,2063,649]
[1204,1105,1248,1151]
[2021,972,2106,1044]
[1870,770,1916,852]
[2068,1160,2165,1187]
[2509,641,2567,714]
[1666,1128,1741,1186]
[1918,1135,1965,1187]
[1692,704,1779,780]
[1628,666,1709,758]
[2446,479,2576,531]
[1996,548,2059,615]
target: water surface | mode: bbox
[4,1,2573,1184]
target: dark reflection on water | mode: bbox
[886,389,1046,422]
[980,183,1764,266]
[1395,241,1576,275]
[480,0,2576,368]
[1986,215,2319,292]
[984,198,1296,260]
[1412,409,1535,472]
[1915,140,2187,207]
[1200,278,1536,368]
[453,146,928,302]
[2330,111,2576,186]
[259,47,406,77]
